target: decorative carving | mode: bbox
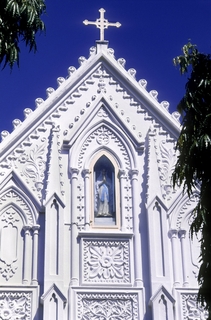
[150,90,158,100]
[138,79,147,89]
[0,260,18,281]
[93,65,110,78]
[159,140,177,200]
[78,56,86,65]
[96,127,110,145]
[172,111,181,122]
[79,82,88,91]
[116,83,123,92]
[78,125,130,169]
[176,194,199,229]
[130,98,138,106]
[97,76,106,93]
[68,66,76,76]
[128,68,136,78]
[123,91,130,99]
[83,239,130,283]
[23,108,33,119]
[35,98,44,108]
[97,107,109,118]
[117,58,126,68]
[182,293,208,320]
[1,207,19,226]
[21,140,47,191]
[0,292,31,319]
[89,46,96,56]
[161,101,170,111]
[46,87,55,97]
[12,119,22,129]
[72,90,82,98]
[1,131,9,141]
[77,292,138,320]
[57,77,65,86]
[0,190,34,226]
[107,48,115,57]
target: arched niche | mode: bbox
[0,205,25,282]
[90,151,120,229]
[0,186,38,226]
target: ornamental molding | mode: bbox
[41,283,67,306]
[77,125,131,170]
[82,239,130,284]
[159,140,177,200]
[21,141,47,193]
[0,291,31,320]
[77,292,138,320]
[0,137,49,200]
[0,188,36,226]
[152,136,177,201]
[181,293,208,320]
[175,193,199,230]
[123,174,133,230]
[97,107,109,118]
[1,43,180,154]
[150,285,175,305]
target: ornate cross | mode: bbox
[83,8,121,41]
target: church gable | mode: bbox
[0,40,180,156]
[0,42,181,212]
[0,8,204,319]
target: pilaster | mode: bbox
[70,168,79,285]
[130,169,143,287]
[23,225,31,284]
[169,229,180,287]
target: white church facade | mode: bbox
[0,9,206,320]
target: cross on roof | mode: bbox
[83,8,121,42]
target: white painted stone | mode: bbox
[0,35,203,319]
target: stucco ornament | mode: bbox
[159,140,177,200]
[182,294,208,320]
[89,245,124,279]
[21,141,47,191]
[77,293,138,320]
[0,293,31,320]
[83,240,130,283]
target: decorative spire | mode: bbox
[83,8,121,42]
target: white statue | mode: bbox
[95,169,112,216]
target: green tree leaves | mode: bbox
[173,42,211,318]
[0,0,46,68]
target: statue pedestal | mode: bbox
[94,216,116,226]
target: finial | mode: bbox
[83,8,121,42]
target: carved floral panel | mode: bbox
[182,293,208,320]
[0,292,31,320]
[82,239,130,283]
[77,293,138,320]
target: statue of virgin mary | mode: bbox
[95,169,112,216]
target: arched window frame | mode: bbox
[90,151,120,229]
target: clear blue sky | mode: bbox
[0,0,211,134]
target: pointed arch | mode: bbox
[169,191,199,231]
[89,151,120,228]
[0,185,38,226]
[69,120,136,171]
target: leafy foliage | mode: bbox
[0,0,46,68]
[173,42,211,318]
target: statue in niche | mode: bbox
[94,156,115,218]
[95,169,112,216]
